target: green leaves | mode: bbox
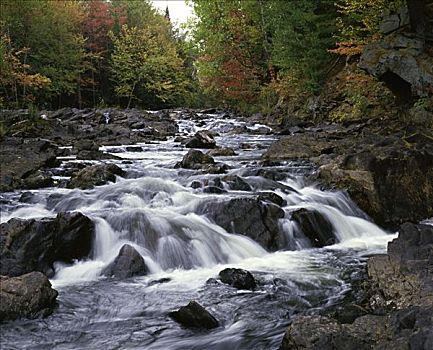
[110,22,189,108]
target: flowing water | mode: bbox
[0,111,395,350]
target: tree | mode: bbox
[190,1,268,109]
[0,0,91,107]
[0,30,50,107]
[110,23,189,108]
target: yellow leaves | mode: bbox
[328,41,364,56]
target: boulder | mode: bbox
[0,137,59,192]
[319,148,433,229]
[281,307,433,350]
[291,208,336,247]
[257,192,286,207]
[176,149,215,169]
[0,272,58,322]
[222,175,252,191]
[218,268,257,290]
[22,173,54,189]
[207,147,236,157]
[0,212,95,277]
[196,197,285,251]
[185,131,217,149]
[67,164,125,189]
[168,301,219,329]
[359,32,433,97]
[102,244,149,279]
[367,223,433,309]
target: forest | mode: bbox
[2,0,428,118]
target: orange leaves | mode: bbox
[328,41,364,56]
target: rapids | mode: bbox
[0,111,395,349]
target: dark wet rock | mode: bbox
[0,212,95,277]
[257,192,286,207]
[125,146,143,152]
[319,148,433,229]
[18,191,39,204]
[102,244,149,279]
[185,130,217,149]
[218,268,257,290]
[222,175,252,191]
[148,277,171,286]
[291,208,336,247]
[196,197,285,251]
[0,272,58,322]
[22,174,54,189]
[190,180,202,189]
[176,149,215,169]
[203,186,227,194]
[366,223,433,309]
[67,164,125,189]
[169,301,219,329]
[281,307,433,350]
[74,139,100,152]
[0,138,59,192]
[207,147,236,157]
[206,163,229,174]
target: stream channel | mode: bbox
[0,111,395,349]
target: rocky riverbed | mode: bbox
[0,108,432,349]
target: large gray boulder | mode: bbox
[0,212,95,277]
[196,196,285,251]
[103,244,149,279]
[291,208,336,247]
[185,130,216,149]
[359,32,433,97]
[0,272,58,322]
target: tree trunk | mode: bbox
[127,82,136,109]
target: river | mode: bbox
[0,111,395,349]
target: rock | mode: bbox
[67,164,125,189]
[281,307,433,350]
[379,6,410,34]
[125,146,143,152]
[0,212,95,277]
[196,197,285,250]
[281,314,393,350]
[176,149,215,169]
[74,139,99,152]
[0,137,59,192]
[222,175,252,191]
[18,191,39,204]
[319,148,433,229]
[185,130,217,149]
[359,32,433,97]
[22,174,54,189]
[218,268,257,290]
[366,223,433,309]
[206,163,229,174]
[207,147,236,157]
[168,301,219,329]
[148,277,171,286]
[102,244,149,279]
[203,186,227,194]
[0,272,58,322]
[257,192,286,207]
[291,208,336,247]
